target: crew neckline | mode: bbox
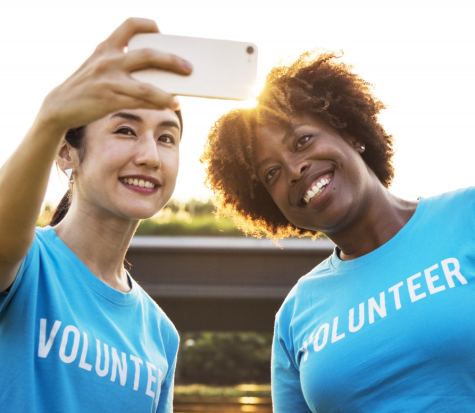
[38,226,139,306]
[329,197,426,273]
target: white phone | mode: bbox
[127,34,258,100]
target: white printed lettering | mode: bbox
[313,323,329,352]
[442,258,467,288]
[59,325,80,363]
[349,302,365,332]
[146,361,158,398]
[130,355,144,391]
[38,318,61,358]
[95,339,109,377]
[368,292,387,324]
[299,257,470,363]
[331,317,345,343]
[407,272,427,302]
[388,282,404,310]
[111,347,128,386]
[424,264,446,294]
[79,332,92,371]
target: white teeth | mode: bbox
[303,176,332,204]
[120,178,155,189]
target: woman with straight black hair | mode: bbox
[0,18,191,412]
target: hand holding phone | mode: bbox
[128,34,258,100]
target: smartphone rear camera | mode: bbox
[246,46,255,55]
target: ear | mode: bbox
[342,132,365,153]
[56,140,80,175]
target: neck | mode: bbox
[327,189,418,261]
[53,201,139,293]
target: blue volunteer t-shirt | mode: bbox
[272,187,475,412]
[0,226,179,413]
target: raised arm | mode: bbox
[0,18,191,291]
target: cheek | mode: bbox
[162,153,180,183]
[268,184,289,213]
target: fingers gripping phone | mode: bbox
[128,34,258,100]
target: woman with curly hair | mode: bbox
[202,52,475,411]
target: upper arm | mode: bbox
[272,321,313,413]
[0,221,36,292]
[156,325,179,413]
[0,258,23,293]
[156,355,177,413]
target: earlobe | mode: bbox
[56,140,78,176]
[64,168,74,187]
[344,133,365,153]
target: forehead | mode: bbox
[254,114,335,146]
[91,108,181,131]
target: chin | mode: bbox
[117,204,165,221]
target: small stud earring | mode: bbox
[65,168,74,187]
[360,144,365,153]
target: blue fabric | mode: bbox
[272,187,475,412]
[0,226,179,413]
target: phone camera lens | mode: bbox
[246,46,254,55]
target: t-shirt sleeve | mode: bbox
[156,325,179,413]
[272,312,313,413]
[0,234,37,314]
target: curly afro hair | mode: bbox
[201,51,395,239]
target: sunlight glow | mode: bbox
[2,0,475,206]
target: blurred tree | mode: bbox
[176,332,272,385]
[38,199,244,236]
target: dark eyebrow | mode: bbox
[110,112,143,123]
[256,124,305,171]
[282,123,303,145]
[158,120,180,131]
[110,113,180,132]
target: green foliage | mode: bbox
[37,204,54,227]
[136,213,243,237]
[135,198,244,236]
[38,199,244,236]
[176,332,273,385]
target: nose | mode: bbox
[134,135,161,169]
[289,162,309,185]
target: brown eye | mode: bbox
[158,135,175,144]
[115,127,136,136]
[266,168,278,182]
[297,135,312,148]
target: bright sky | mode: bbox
[1,0,475,206]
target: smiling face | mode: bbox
[69,108,180,221]
[254,114,381,235]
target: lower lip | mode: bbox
[120,181,159,194]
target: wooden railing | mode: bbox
[126,236,334,331]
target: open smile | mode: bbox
[119,175,161,192]
[302,172,333,204]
